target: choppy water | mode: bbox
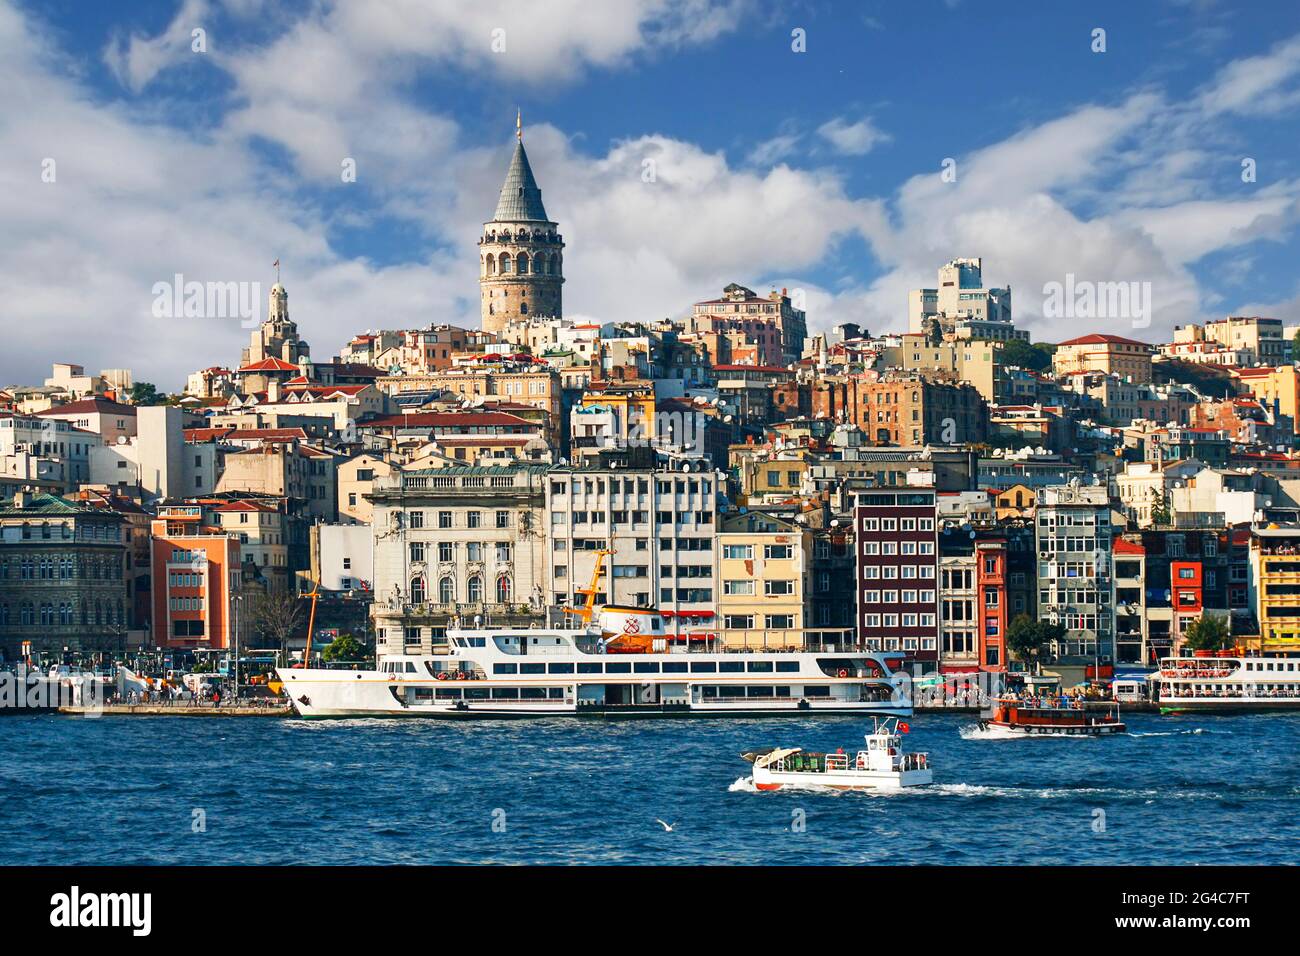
[1,712,1297,864]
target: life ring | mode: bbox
[436,672,449,681]
[837,669,849,679]
[455,671,467,681]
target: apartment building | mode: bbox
[545,448,721,634]
[1034,483,1114,667]
[369,465,549,655]
[716,510,809,650]
[853,487,940,673]
[148,504,241,651]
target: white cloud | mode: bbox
[816,116,890,156]
[103,0,210,93]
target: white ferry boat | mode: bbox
[1156,652,1300,713]
[742,718,932,791]
[279,606,909,719]
[280,553,909,719]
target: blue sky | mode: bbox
[4,0,1300,388]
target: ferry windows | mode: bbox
[548,662,575,674]
[748,686,775,697]
[491,688,520,699]
[577,662,602,674]
[521,663,545,674]
[633,662,660,673]
[747,661,774,672]
[662,661,688,673]
[690,661,717,673]
[776,661,799,673]
[804,685,831,698]
[719,661,744,673]
[605,662,631,674]
[435,688,463,700]
[549,688,566,700]
[493,663,518,675]
[520,688,546,700]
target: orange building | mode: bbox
[149,504,241,649]
[976,538,1008,672]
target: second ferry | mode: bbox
[280,553,910,720]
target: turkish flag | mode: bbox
[898,721,910,734]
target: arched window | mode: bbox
[534,253,546,274]
[467,575,483,604]
[516,252,528,275]
[485,253,495,276]
[520,301,528,315]
[439,576,454,604]
[410,576,426,604]
[551,253,560,275]
[500,255,513,274]
[496,575,512,604]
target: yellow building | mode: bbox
[1250,527,1300,653]
[727,445,812,503]
[570,382,656,461]
[716,511,809,650]
[879,334,1002,403]
[1053,333,1154,384]
[1233,365,1300,437]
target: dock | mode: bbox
[58,703,291,717]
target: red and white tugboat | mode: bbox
[979,694,1125,737]
[741,718,933,791]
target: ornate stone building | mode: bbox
[479,118,564,337]
[237,281,312,394]
[0,491,129,660]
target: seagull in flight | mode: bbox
[655,819,677,832]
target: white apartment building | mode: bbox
[1035,483,1115,664]
[545,451,721,634]
[908,257,1020,340]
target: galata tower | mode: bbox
[479,113,564,337]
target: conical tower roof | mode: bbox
[492,139,550,222]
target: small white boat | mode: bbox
[741,718,933,792]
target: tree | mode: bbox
[1006,614,1066,671]
[322,633,369,664]
[127,381,167,406]
[249,587,304,655]
[1183,615,1230,653]
[1000,339,1054,372]
[1149,487,1172,527]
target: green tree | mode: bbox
[1006,614,1065,671]
[1182,615,1230,653]
[1000,339,1054,372]
[321,633,369,664]
[1149,487,1172,526]
[127,381,167,406]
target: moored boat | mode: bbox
[978,694,1125,737]
[741,717,932,791]
[1155,652,1300,714]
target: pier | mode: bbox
[58,702,291,717]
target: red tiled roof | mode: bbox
[1113,537,1146,556]
[1057,334,1153,348]
[35,398,136,416]
[236,357,300,373]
